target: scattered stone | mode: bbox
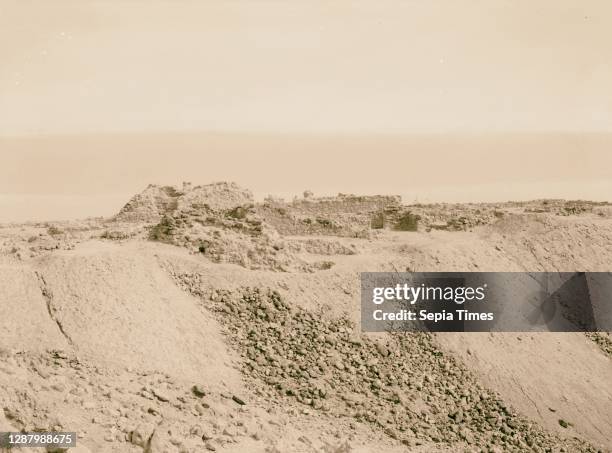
[232,395,246,406]
[192,384,207,397]
[129,423,154,447]
[450,409,464,424]
[151,388,171,402]
[166,283,597,453]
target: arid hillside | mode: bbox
[1,183,611,453]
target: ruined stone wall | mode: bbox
[287,195,401,216]
[257,195,402,237]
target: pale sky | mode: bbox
[1,1,611,135]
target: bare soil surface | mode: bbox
[1,183,610,452]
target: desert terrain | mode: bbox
[1,182,611,453]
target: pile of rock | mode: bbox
[116,182,254,224]
[172,278,596,452]
[176,182,254,214]
[115,185,183,223]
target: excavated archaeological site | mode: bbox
[1,182,611,453]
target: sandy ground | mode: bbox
[0,185,610,452]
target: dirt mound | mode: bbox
[437,332,612,449]
[32,241,241,387]
[486,214,612,272]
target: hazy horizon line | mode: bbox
[3,129,612,140]
[1,182,610,225]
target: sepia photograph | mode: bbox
[1,2,611,452]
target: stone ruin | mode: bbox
[257,193,403,237]
[117,183,407,237]
[115,182,254,223]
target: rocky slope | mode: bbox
[0,183,610,452]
